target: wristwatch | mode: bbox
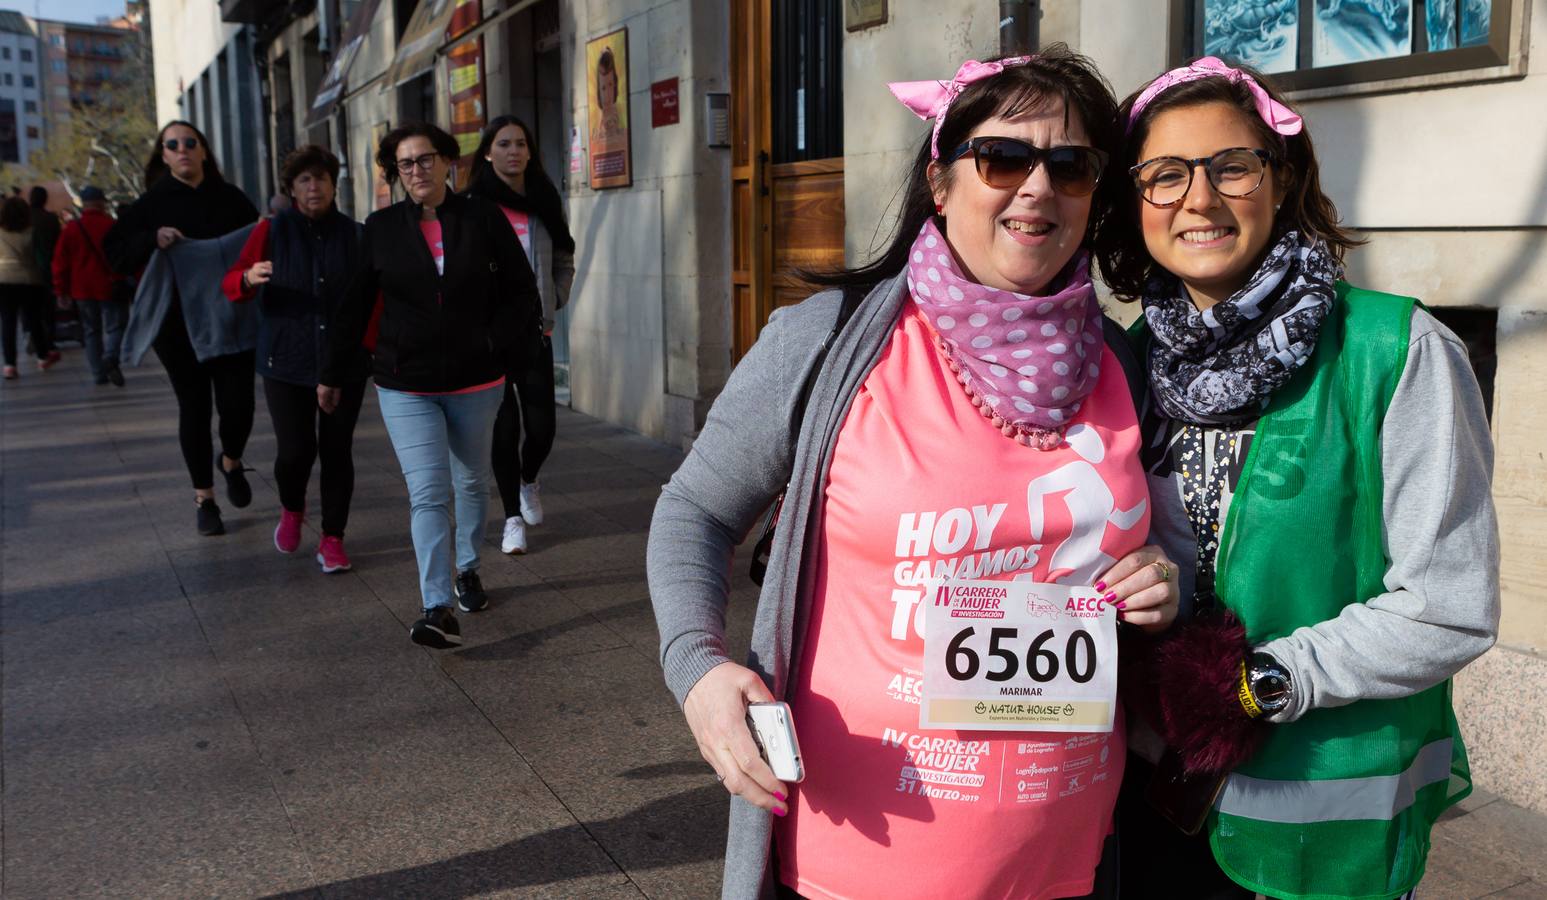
[1243,652,1293,718]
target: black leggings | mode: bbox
[0,283,52,366]
[152,301,255,491]
[492,335,556,519]
[263,377,366,537]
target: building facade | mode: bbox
[0,13,47,166]
[150,0,1547,817]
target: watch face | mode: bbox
[1253,670,1291,711]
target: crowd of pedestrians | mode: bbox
[647,45,1499,900]
[6,40,1503,900]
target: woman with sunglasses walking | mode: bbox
[466,115,576,555]
[106,121,260,536]
[1095,59,1499,899]
[321,123,542,649]
[649,46,1179,899]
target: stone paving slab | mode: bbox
[1,351,1542,899]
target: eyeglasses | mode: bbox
[395,153,440,175]
[944,137,1109,197]
[163,137,199,152]
[1130,147,1274,208]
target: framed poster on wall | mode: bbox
[586,27,631,189]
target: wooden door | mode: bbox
[731,0,846,360]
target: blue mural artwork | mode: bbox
[1461,0,1491,45]
[1313,0,1412,67]
[1427,0,1489,50]
[1204,0,1300,74]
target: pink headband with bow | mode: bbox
[888,56,1035,159]
[1127,56,1302,137]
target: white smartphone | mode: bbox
[746,701,806,783]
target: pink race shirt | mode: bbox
[776,300,1150,900]
[499,205,533,258]
[419,218,445,275]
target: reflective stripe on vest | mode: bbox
[1217,737,1453,825]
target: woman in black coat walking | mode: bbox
[106,121,260,536]
[321,122,542,649]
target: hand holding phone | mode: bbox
[746,701,806,783]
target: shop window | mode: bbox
[770,0,842,163]
[1427,307,1497,422]
[1170,1,1520,93]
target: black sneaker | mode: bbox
[105,361,124,387]
[410,607,462,648]
[218,452,252,508]
[197,497,225,536]
[455,570,488,613]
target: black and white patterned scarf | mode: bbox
[1142,230,1340,426]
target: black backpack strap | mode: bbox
[751,282,869,586]
[1102,314,1146,418]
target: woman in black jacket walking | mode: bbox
[105,121,260,536]
[467,115,576,555]
[322,122,542,648]
[224,145,366,573]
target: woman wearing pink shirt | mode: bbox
[649,46,1179,899]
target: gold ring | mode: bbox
[1153,561,1171,582]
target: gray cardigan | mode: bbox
[527,215,574,332]
[647,272,909,900]
[121,225,258,366]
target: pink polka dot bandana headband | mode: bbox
[889,56,1035,159]
[1126,56,1302,137]
[906,219,1104,449]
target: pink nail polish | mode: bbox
[774,791,787,802]
[1115,600,1127,610]
[773,805,787,817]
[1095,581,1107,592]
[1103,592,1117,604]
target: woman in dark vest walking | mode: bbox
[106,121,260,536]
[467,115,576,555]
[224,145,366,573]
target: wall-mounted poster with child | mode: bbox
[586,28,631,189]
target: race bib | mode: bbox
[921,578,1117,733]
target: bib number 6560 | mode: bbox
[944,626,1097,684]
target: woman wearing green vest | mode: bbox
[1094,58,1500,899]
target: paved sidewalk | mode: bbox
[1,351,1542,898]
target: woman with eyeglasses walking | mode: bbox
[321,122,542,649]
[649,46,1179,899]
[1095,58,1499,899]
[106,121,260,536]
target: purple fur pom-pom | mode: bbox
[1151,611,1271,775]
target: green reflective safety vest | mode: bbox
[1139,283,1470,900]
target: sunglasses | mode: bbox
[163,137,200,152]
[1129,147,1275,208]
[395,153,441,175]
[944,137,1109,196]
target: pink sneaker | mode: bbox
[274,508,304,554]
[316,535,351,573]
[37,350,60,371]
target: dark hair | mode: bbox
[809,44,1120,288]
[1093,60,1364,301]
[596,48,617,106]
[375,122,460,187]
[28,186,48,209]
[144,120,224,188]
[0,197,31,231]
[279,144,341,194]
[468,116,555,191]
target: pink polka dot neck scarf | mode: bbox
[905,218,1104,449]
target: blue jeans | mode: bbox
[76,300,127,378]
[376,383,504,610]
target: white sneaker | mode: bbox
[501,516,528,554]
[519,482,544,526]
